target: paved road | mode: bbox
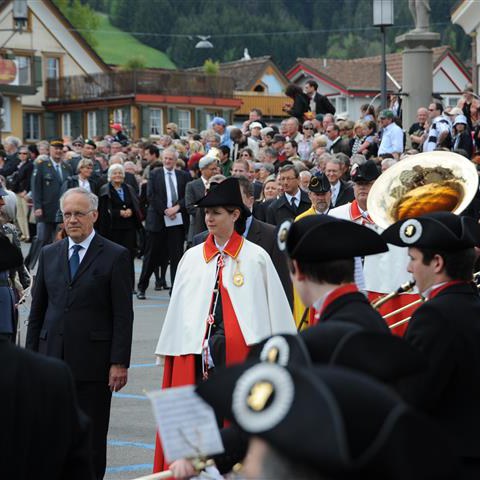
[18,254,168,480]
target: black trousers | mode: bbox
[138,226,185,292]
[75,381,112,480]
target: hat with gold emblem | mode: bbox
[382,211,480,250]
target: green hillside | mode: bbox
[91,13,176,69]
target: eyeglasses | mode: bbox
[62,210,94,220]
[303,127,314,130]
[19,152,28,155]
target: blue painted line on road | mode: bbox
[130,362,157,368]
[108,440,155,450]
[113,392,148,400]
[106,463,153,473]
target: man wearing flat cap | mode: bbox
[185,150,220,238]
[32,139,72,250]
[383,212,480,478]
[280,214,389,332]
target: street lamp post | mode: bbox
[373,0,394,110]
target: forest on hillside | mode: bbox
[68,0,471,69]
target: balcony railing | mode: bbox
[45,70,236,103]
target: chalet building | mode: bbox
[0,0,241,142]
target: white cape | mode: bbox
[155,239,296,356]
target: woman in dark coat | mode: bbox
[282,83,310,124]
[97,164,142,291]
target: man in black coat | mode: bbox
[304,79,336,115]
[325,157,354,208]
[266,164,311,226]
[137,147,191,298]
[0,337,94,479]
[283,214,390,333]
[0,136,20,177]
[382,212,480,478]
[26,187,133,480]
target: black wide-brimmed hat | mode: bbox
[382,211,480,250]
[351,159,380,183]
[300,321,426,383]
[196,363,459,479]
[308,172,331,193]
[278,214,388,260]
[196,176,251,218]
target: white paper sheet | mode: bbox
[146,385,224,462]
[164,214,183,227]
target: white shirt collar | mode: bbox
[285,189,301,203]
[422,281,447,299]
[312,287,336,312]
[68,229,96,254]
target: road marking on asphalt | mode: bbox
[106,463,153,473]
[130,363,157,368]
[113,392,148,400]
[108,440,155,450]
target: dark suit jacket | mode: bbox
[185,177,207,237]
[397,283,480,459]
[193,218,293,307]
[332,180,355,208]
[61,175,100,195]
[145,167,191,232]
[329,137,352,156]
[0,337,94,479]
[11,160,33,193]
[266,190,311,226]
[320,291,390,333]
[0,153,19,178]
[312,92,336,115]
[26,234,133,382]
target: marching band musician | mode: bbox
[382,212,480,479]
[152,177,295,473]
[280,214,390,332]
[330,160,421,335]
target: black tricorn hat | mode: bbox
[281,214,388,260]
[196,363,460,479]
[351,159,380,183]
[300,321,427,382]
[308,172,331,193]
[196,177,251,218]
[0,235,23,271]
[247,334,312,367]
[382,211,480,250]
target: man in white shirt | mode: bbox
[378,109,404,159]
[423,102,451,152]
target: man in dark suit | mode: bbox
[0,337,94,479]
[137,147,191,298]
[193,176,293,308]
[0,135,20,177]
[304,79,336,115]
[266,164,311,226]
[26,187,133,480]
[185,154,219,239]
[325,157,354,208]
[382,212,480,478]
[326,124,352,156]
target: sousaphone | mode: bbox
[368,151,479,229]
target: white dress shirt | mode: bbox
[285,189,301,209]
[378,122,404,155]
[68,229,96,263]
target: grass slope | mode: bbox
[91,13,176,69]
